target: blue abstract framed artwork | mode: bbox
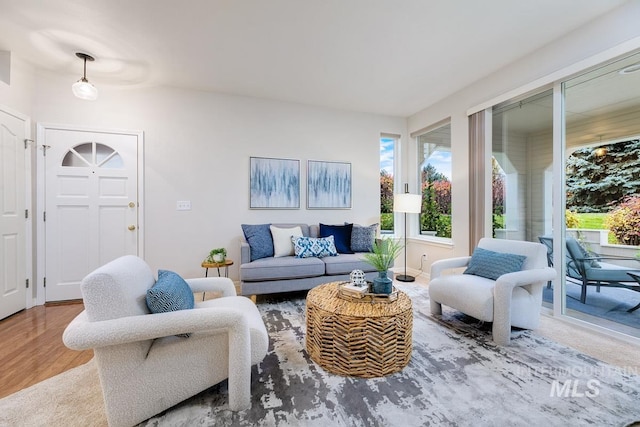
[250,157,300,209]
[307,160,352,209]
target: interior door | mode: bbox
[0,107,28,319]
[42,127,140,302]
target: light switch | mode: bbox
[176,200,191,211]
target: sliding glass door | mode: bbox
[562,51,640,335]
[483,50,640,336]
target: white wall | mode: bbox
[0,55,35,116]
[407,0,640,275]
[31,70,406,279]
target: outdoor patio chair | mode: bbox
[538,236,640,312]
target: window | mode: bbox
[491,90,553,241]
[380,135,397,234]
[416,123,452,238]
[62,142,123,168]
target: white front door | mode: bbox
[40,126,142,302]
[0,107,29,319]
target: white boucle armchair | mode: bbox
[429,238,556,346]
[63,255,269,427]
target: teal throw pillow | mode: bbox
[463,247,526,280]
[147,270,195,337]
[292,236,338,258]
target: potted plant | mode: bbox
[206,248,227,263]
[362,238,403,294]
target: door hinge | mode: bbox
[43,277,46,288]
[25,209,29,219]
[43,211,46,222]
[25,278,29,288]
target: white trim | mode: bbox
[552,82,565,318]
[23,116,33,309]
[35,123,144,305]
[410,117,451,139]
[467,35,640,117]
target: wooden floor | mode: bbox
[0,302,93,399]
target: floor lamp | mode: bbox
[394,189,422,282]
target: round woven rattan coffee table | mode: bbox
[305,281,413,378]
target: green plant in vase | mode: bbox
[362,238,403,294]
[206,248,227,263]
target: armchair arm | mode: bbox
[63,306,248,350]
[185,277,236,296]
[492,267,557,345]
[430,256,471,279]
[495,267,557,290]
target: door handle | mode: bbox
[128,225,136,231]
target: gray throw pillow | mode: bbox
[350,223,378,252]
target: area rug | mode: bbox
[1,284,639,427]
[142,285,640,426]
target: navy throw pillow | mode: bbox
[241,223,274,261]
[319,223,354,254]
[463,247,526,281]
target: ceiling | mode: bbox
[0,0,630,117]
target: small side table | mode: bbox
[201,259,234,278]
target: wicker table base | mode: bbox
[306,282,413,378]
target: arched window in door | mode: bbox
[61,142,123,168]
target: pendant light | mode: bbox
[72,52,98,101]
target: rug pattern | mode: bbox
[141,285,640,426]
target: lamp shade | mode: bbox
[72,79,98,101]
[393,193,422,213]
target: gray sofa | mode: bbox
[240,223,385,296]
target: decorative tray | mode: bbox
[337,282,398,304]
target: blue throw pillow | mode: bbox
[292,236,338,258]
[147,270,195,337]
[319,223,354,254]
[463,247,526,280]
[349,223,378,252]
[147,270,195,313]
[241,223,274,261]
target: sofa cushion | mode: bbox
[271,225,303,257]
[292,235,338,258]
[350,223,378,252]
[241,223,274,261]
[146,270,195,313]
[463,247,526,280]
[319,223,354,254]
[323,253,377,275]
[241,256,325,281]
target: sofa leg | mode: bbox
[430,300,442,315]
[250,295,257,304]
